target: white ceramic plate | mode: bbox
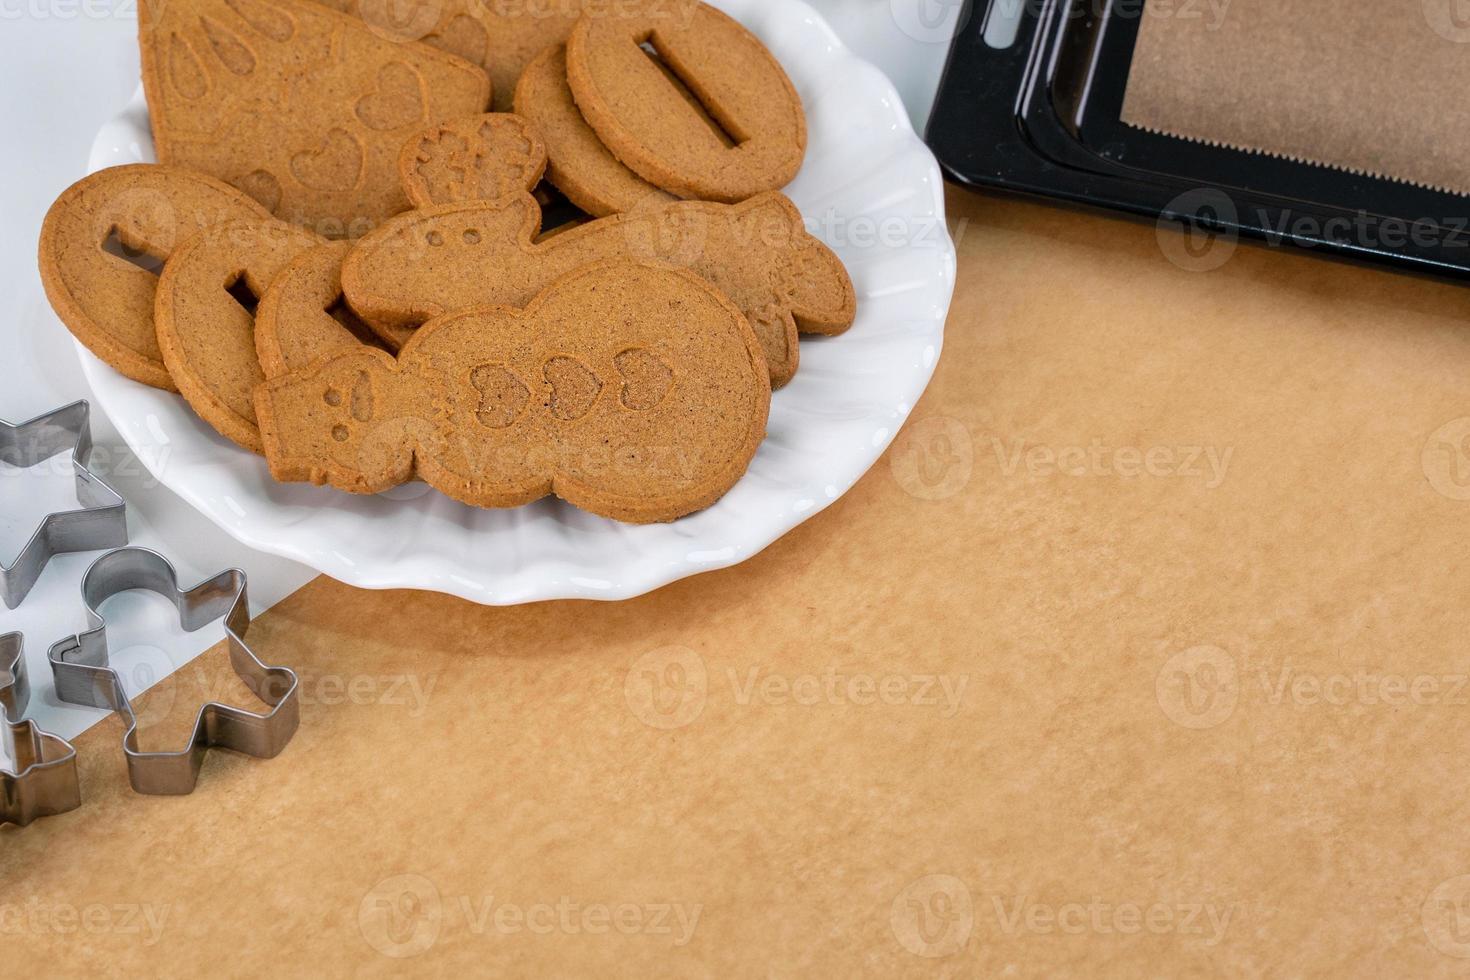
[78,0,955,605]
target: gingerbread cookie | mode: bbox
[139,0,490,236]
[155,217,325,451]
[312,0,589,113]
[398,113,546,209]
[341,191,855,387]
[257,260,770,522]
[514,44,675,217]
[256,240,401,380]
[566,0,805,203]
[39,164,272,391]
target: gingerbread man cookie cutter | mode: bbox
[2,633,82,827]
[47,548,300,796]
[1,400,128,609]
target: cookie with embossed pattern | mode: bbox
[312,0,593,113]
[139,0,490,236]
[256,260,770,522]
[341,190,855,387]
[398,113,546,209]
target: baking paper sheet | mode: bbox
[9,188,1470,975]
[1122,0,1470,196]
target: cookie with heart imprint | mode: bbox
[514,44,676,218]
[566,0,805,203]
[256,260,771,523]
[340,190,856,388]
[398,113,547,209]
[139,0,490,236]
[256,240,402,380]
[39,164,273,391]
[310,0,593,113]
[155,217,326,451]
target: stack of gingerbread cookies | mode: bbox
[39,0,856,523]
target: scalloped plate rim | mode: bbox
[76,0,954,605]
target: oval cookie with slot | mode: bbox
[39,164,271,391]
[155,217,325,451]
[257,260,771,523]
[565,0,806,203]
[514,44,675,217]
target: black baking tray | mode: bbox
[925,0,1470,279]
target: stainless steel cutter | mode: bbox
[46,548,300,796]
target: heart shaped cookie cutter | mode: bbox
[47,548,300,796]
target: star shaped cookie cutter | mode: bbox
[2,633,82,827]
[2,400,128,609]
[47,548,300,796]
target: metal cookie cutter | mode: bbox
[1,400,128,609]
[1,633,82,827]
[47,548,300,796]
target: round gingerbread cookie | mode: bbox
[565,0,806,204]
[155,217,325,452]
[39,165,271,391]
[514,45,676,217]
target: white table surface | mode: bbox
[0,0,953,743]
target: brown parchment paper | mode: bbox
[7,187,1470,976]
[1122,0,1470,196]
